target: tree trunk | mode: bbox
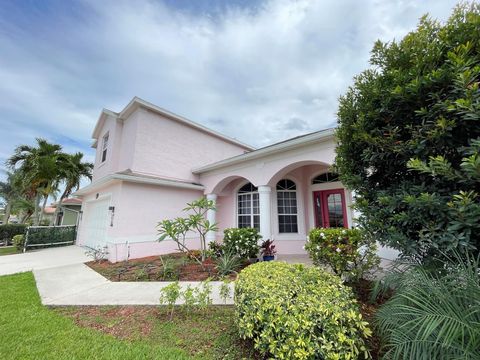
[2,202,11,225]
[33,192,41,226]
[39,195,48,225]
[51,189,68,226]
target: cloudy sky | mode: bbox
[0,0,458,175]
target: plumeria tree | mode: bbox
[158,197,218,262]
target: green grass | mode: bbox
[0,247,21,256]
[0,272,256,360]
[0,272,189,359]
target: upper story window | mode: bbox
[237,182,260,231]
[276,179,298,233]
[312,172,339,184]
[101,133,109,163]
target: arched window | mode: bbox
[312,172,339,184]
[237,183,260,230]
[276,179,298,233]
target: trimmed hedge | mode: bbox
[0,224,27,245]
[235,261,371,360]
[306,228,379,281]
[223,228,261,259]
[26,226,76,248]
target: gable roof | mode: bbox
[91,97,255,151]
[192,128,336,174]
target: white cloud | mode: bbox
[0,0,459,173]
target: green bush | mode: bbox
[12,234,24,251]
[335,4,480,260]
[305,228,379,281]
[26,225,76,247]
[207,241,225,258]
[235,261,371,360]
[375,253,480,359]
[223,228,260,259]
[0,224,27,245]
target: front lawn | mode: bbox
[0,272,255,359]
[0,246,21,256]
[55,306,257,359]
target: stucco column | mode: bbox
[206,193,217,244]
[258,185,272,242]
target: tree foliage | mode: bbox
[335,3,480,260]
[374,253,480,359]
[6,138,92,225]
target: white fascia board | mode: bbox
[73,173,204,196]
[91,109,118,139]
[192,128,336,174]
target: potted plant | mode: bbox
[260,239,276,261]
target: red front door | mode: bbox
[313,189,348,228]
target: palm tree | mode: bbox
[52,152,93,225]
[0,170,23,224]
[8,138,64,225]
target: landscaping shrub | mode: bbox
[214,250,242,276]
[235,261,371,360]
[375,253,480,359]
[0,224,27,245]
[12,234,24,251]
[207,240,226,258]
[26,225,76,248]
[335,3,480,260]
[223,227,260,259]
[305,228,379,281]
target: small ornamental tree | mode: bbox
[335,3,480,261]
[157,197,217,262]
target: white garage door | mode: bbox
[83,198,110,249]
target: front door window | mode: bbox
[313,189,348,228]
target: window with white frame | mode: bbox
[101,133,109,163]
[237,183,260,230]
[276,179,298,233]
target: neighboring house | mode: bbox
[52,198,82,226]
[76,97,397,262]
[41,206,56,225]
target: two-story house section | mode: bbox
[76,97,398,263]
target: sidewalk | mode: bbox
[34,263,234,306]
[0,246,90,276]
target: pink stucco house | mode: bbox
[76,97,395,262]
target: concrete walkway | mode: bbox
[34,263,234,306]
[2,246,389,306]
[0,245,233,305]
[0,245,90,276]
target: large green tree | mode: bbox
[0,171,23,224]
[8,139,66,225]
[335,3,480,260]
[51,152,93,225]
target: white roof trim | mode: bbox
[192,128,336,174]
[91,97,254,151]
[91,109,118,139]
[74,173,204,196]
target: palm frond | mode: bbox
[375,253,480,359]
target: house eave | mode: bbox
[192,128,336,174]
[74,173,204,196]
[91,109,119,139]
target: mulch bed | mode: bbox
[86,252,246,282]
[349,278,392,360]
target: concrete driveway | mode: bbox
[0,245,90,276]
